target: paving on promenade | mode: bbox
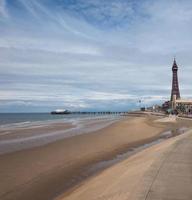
[133,130,192,200]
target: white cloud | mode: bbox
[0,0,8,18]
[62,0,135,27]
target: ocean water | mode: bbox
[0,113,122,127]
[0,113,124,154]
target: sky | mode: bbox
[1,0,192,112]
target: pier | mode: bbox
[70,111,129,115]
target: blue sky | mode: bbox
[1,0,192,112]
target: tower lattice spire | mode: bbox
[171,58,180,101]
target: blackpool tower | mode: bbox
[171,58,181,101]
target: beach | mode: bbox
[0,113,191,200]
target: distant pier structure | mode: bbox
[51,111,131,115]
[171,58,181,101]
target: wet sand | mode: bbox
[0,114,191,200]
[0,117,120,154]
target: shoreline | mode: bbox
[0,113,191,200]
[0,115,123,155]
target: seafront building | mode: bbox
[163,59,192,115]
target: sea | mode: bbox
[0,113,123,127]
[0,113,125,154]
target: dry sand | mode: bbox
[0,114,191,200]
[155,114,177,123]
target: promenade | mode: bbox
[134,129,192,200]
